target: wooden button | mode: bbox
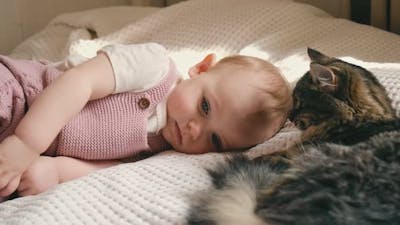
[138,97,150,109]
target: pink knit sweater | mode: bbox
[47,61,178,160]
[0,55,178,161]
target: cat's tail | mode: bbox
[187,155,275,225]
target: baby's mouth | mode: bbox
[175,121,182,145]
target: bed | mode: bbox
[2,0,400,224]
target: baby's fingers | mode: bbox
[0,176,20,197]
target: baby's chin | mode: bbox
[170,145,189,154]
[176,146,214,154]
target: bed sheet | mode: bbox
[2,0,400,224]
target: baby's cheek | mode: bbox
[170,90,194,114]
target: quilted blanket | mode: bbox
[2,0,400,224]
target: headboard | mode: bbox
[352,0,400,34]
[131,0,400,34]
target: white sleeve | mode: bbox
[99,43,170,94]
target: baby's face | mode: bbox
[161,68,275,154]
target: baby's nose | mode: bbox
[186,119,202,141]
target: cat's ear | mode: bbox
[307,48,330,63]
[310,63,337,93]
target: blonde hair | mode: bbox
[212,55,292,142]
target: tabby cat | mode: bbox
[187,48,400,225]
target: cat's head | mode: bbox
[289,48,395,139]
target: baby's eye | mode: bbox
[201,97,210,115]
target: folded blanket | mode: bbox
[10,6,160,61]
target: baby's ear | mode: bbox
[188,53,216,78]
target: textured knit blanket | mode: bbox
[2,0,400,224]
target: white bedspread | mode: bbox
[2,0,400,224]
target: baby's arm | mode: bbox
[18,156,121,196]
[0,53,116,197]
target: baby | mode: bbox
[0,43,292,198]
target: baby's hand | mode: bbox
[18,156,60,196]
[0,135,39,197]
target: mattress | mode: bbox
[2,0,400,224]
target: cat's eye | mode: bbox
[295,119,308,130]
[211,133,223,151]
[201,97,210,115]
